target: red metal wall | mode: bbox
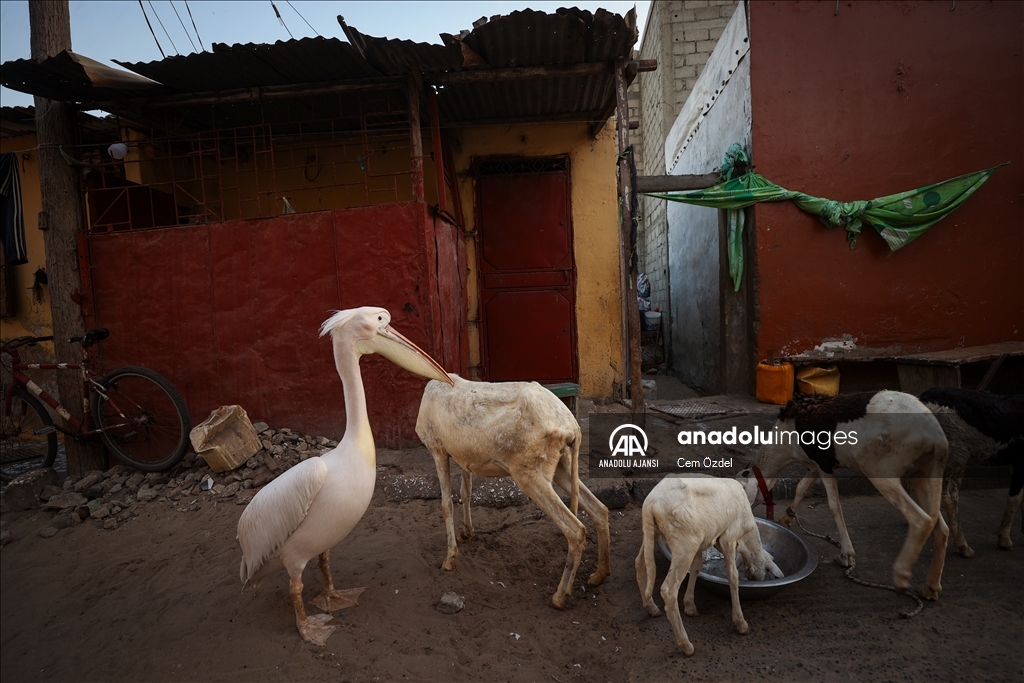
[82,202,463,447]
[749,1,1023,358]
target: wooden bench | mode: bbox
[895,342,1024,395]
[543,382,581,416]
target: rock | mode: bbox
[42,491,88,510]
[102,518,118,531]
[235,490,255,505]
[144,474,170,486]
[40,485,63,501]
[296,441,308,452]
[436,592,465,614]
[252,422,270,433]
[246,454,262,469]
[108,483,123,495]
[385,474,441,502]
[592,482,631,510]
[0,529,12,545]
[103,465,127,478]
[38,527,58,539]
[72,474,100,493]
[126,473,145,490]
[263,455,282,473]
[252,470,274,488]
[83,484,106,500]
[222,482,241,497]
[5,468,60,510]
[90,504,111,519]
[136,487,159,502]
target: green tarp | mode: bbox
[645,150,1005,291]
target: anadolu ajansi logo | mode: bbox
[608,423,648,458]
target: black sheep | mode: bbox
[919,387,1024,556]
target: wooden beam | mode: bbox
[636,173,720,193]
[426,88,447,215]
[441,109,605,129]
[615,58,644,417]
[428,61,613,86]
[589,59,647,139]
[29,0,106,476]
[407,72,425,204]
[89,77,405,111]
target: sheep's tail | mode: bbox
[569,427,580,516]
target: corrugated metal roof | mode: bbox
[114,36,382,91]
[0,105,118,140]
[1,8,638,129]
[0,106,37,139]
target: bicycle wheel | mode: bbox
[0,385,58,483]
[90,366,191,472]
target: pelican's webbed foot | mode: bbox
[312,586,367,613]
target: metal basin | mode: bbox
[657,518,818,600]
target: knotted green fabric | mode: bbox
[646,157,1005,291]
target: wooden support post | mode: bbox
[29,0,105,476]
[407,72,425,204]
[426,88,448,215]
[615,59,645,418]
[718,209,755,394]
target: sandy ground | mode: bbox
[2,455,1023,683]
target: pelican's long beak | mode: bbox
[364,326,455,386]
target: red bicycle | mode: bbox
[1,328,191,482]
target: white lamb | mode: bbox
[636,474,782,656]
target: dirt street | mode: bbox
[2,457,1022,682]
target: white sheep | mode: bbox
[636,474,782,656]
[415,374,611,609]
[738,390,949,600]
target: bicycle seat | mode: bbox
[70,328,110,347]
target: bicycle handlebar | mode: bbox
[2,329,109,352]
[69,328,109,348]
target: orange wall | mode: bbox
[749,1,1023,357]
[0,133,53,340]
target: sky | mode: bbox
[0,0,650,108]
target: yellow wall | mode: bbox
[451,122,624,398]
[0,133,53,341]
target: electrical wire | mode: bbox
[147,0,179,55]
[270,1,295,40]
[170,1,198,53]
[183,0,206,51]
[285,0,320,37]
[138,0,166,58]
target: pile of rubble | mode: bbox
[0,423,338,540]
[2,422,638,545]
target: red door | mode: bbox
[477,158,577,383]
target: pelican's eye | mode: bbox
[378,315,383,322]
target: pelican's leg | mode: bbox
[311,551,368,613]
[291,576,336,646]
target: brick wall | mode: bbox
[634,0,738,367]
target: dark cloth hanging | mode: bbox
[0,152,28,265]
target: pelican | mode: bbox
[237,307,454,645]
